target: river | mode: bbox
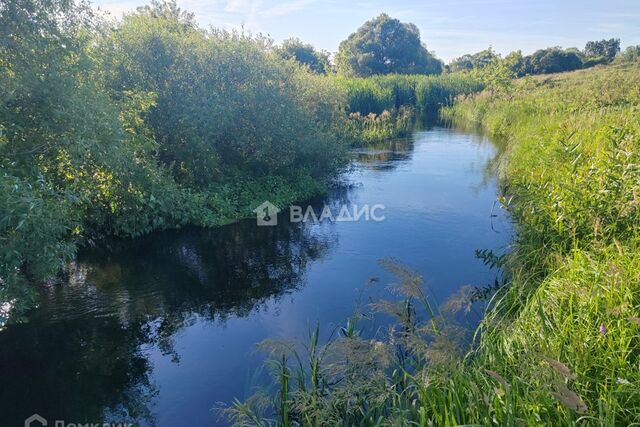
[0,126,512,426]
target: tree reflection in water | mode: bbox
[0,215,336,425]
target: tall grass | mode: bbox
[338,73,484,145]
[225,63,640,425]
[340,73,484,116]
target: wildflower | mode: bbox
[599,323,607,336]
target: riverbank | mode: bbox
[341,74,484,144]
[227,63,640,425]
[442,62,640,424]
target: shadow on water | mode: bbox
[0,217,337,425]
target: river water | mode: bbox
[0,126,512,426]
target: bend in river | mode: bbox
[0,126,512,426]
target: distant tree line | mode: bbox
[448,39,627,77]
[275,14,443,77]
[277,17,637,79]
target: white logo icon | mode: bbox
[25,414,47,427]
[253,201,281,226]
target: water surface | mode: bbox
[0,127,512,426]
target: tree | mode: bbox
[504,50,527,77]
[336,14,442,76]
[620,45,640,62]
[471,57,516,96]
[448,54,474,72]
[584,38,620,61]
[525,47,583,74]
[277,38,330,74]
[449,47,498,72]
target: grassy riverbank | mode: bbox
[227,64,640,425]
[442,63,640,425]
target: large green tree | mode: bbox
[524,47,583,74]
[584,38,620,61]
[448,47,498,72]
[336,14,442,77]
[277,38,330,74]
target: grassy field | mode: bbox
[227,63,640,426]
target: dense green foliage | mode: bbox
[620,45,640,63]
[450,38,625,78]
[227,64,640,425]
[441,63,640,425]
[277,38,331,74]
[1,0,169,316]
[337,73,484,142]
[519,47,583,75]
[0,0,351,320]
[449,47,499,72]
[100,5,349,187]
[336,14,443,77]
[584,38,621,61]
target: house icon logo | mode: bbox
[253,201,281,226]
[25,414,47,427]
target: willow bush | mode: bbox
[0,0,350,319]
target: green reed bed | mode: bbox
[339,74,484,144]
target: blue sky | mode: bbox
[94,0,640,62]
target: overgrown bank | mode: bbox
[227,64,640,425]
[442,63,640,424]
[0,0,352,320]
